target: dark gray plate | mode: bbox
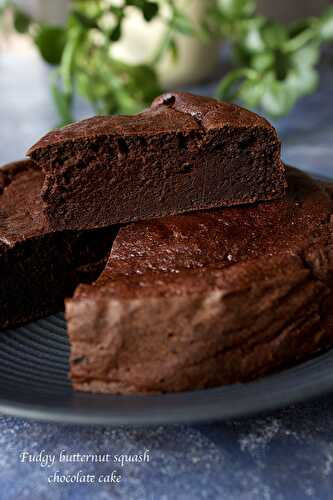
[0,313,333,426]
[0,172,332,426]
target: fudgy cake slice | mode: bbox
[66,167,333,394]
[28,92,286,230]
[0,160,117,329]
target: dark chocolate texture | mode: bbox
[0,160,117,329]
[28,92,286,230]
[67,167,333,394]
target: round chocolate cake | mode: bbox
[67,167,333,394]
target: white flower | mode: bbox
[98,12,118,31]
[90,29,107,47]
[102,0,124,8]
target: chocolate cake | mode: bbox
[0,160,117,329]
[66,167,333,394]
[28,92,286,230]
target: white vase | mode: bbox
[111,0,220,87]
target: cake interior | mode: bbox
[29,97,284,230]
[0,162,118,329]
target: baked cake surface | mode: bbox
[28,92,286,230]
[0,160,116,329]
[67,167,333,394]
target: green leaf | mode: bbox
[288,19,313,39]
[273,49,292,80]
[59,26,83,93]
[76,71,95,102]
[289,42,320,70]
[217,0,256,19]
[241,21,265,53]
[110,23,122,41]
[283,26,316,53]
[126,0,143,8]
[173,12,193,36]
[72,0,102,20]
[51,72,74,125]
[260,74,296,117]
[34,26,67,65]
[261,21,287,50]
[217,67,257,101]
[13,7,31,33]
[286,65,319,96]
[72,10,99,29]
[238,77,265,107]
[251,51,274,72]
[142,2,159,22]
[169,37,179,63]
[318,6,333,41]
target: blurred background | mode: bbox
[0,0,333,175]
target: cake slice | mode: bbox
[66,167,333,394]
[0,160,117,329]
[28,92,286,230]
